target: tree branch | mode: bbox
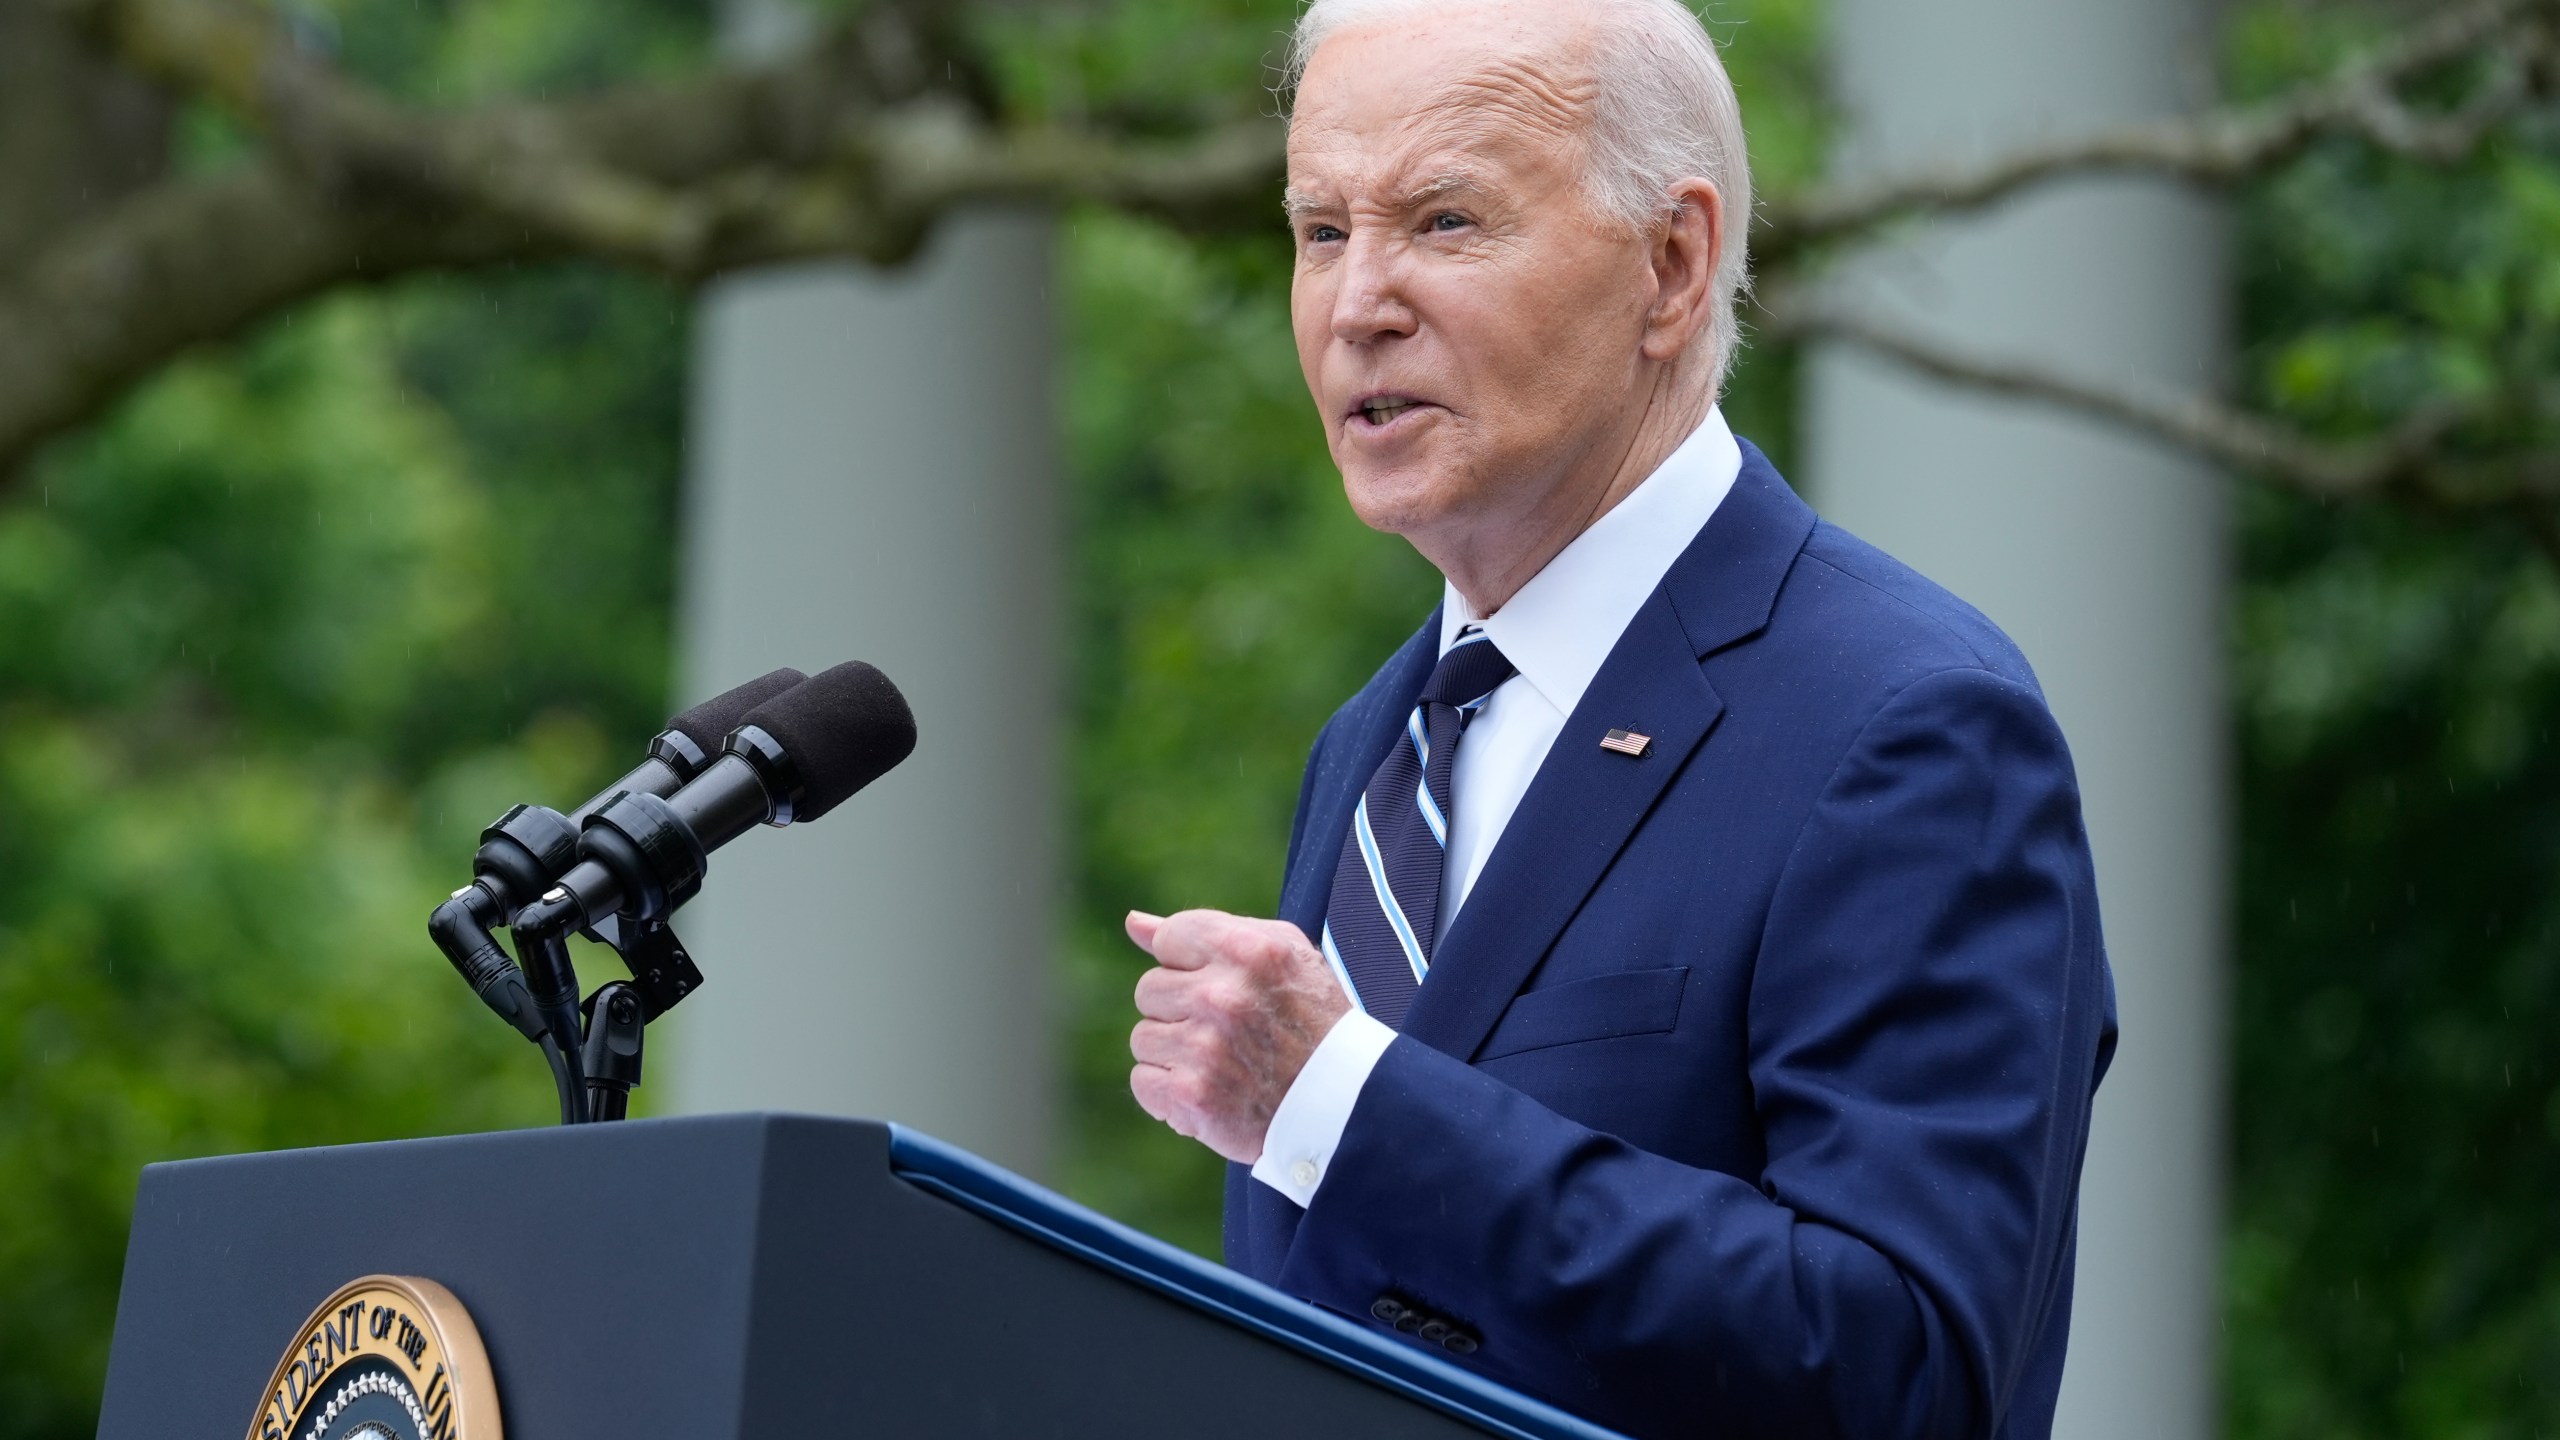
[51,0,1286,271]
[19,0,2546,542]
[52,0,897,269]
[1760,291,2499,508]
[1756,0,2557,264]
[0,162,549,476]
[0,0,1285,472]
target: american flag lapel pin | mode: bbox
[1600,728,1653,757]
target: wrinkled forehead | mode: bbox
[1286,12,1600,202]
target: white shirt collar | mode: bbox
[1438,406,1742,718]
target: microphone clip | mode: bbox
[602,917,705,1021]
[574,791,710,923]
[579,982,647,1122]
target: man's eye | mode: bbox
[1429,212,1470,232]
[1305,224,1346,244]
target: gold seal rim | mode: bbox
[243,1273,502,1440]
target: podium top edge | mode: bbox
[129,1112,889,1178]
[885,1125,1631,1440]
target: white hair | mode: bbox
[1285,0,1756,392]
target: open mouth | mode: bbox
[1352,394,1433,429]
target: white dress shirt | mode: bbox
[1251,406,1744,1206]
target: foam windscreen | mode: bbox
[668,667,807,755]
[739,661,918,821]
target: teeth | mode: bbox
[1363,400,1415,424]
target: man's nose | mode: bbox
[1330,233,1417,346]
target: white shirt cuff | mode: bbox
[1251,1009,1397,1207]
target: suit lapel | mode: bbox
[1398,598,1721,1059]
[1400,443,1818,1062]
[1279,613,1441,938]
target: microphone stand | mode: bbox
[580,983,646,1122]
[497,891,701,1127]
[435,784,720,1126]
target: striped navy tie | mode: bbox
[1321,626,1518,1029]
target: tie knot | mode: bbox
[1420,628,1517,712]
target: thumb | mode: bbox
[1124,909,1166,953]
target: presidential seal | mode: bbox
[245,1276,500,1440]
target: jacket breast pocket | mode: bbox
[1475,966,1691,1062]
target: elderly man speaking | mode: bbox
[1122,1,2117,1435]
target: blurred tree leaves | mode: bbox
[2228,8,2560,1433]
[0,280,693,1430]
[0,3,701,1431]
[0,0,2551,1436]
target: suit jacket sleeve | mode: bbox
[1280,714,1336,892]
[1262,665,2115,1440]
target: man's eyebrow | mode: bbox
[1279,170,1493,222]
[1282,187,1332,221]
[1400,171,1488,209]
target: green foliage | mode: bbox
[2231,495,2560,1438]
[0,0,2550,1436]
[0,7,702,1432]
[2225,6,2560,1433]
[981,0,1297,130]
[0,275,693,1434]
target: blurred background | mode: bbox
[0,0,2552,1435]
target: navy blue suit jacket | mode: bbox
[1226,442,2118,1439]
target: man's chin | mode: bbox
[1338,461,1474,538]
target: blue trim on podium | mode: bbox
[887,1126,1627,1440]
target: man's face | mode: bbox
[1288,5,1659,548]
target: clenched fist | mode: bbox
[1125,908,1353,1163]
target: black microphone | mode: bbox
[468,665,811,905]
[569,666,810,825]
[510,661,917,943]
[431,665,809,1040]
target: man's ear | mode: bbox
[1641,177,1723,363]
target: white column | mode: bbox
[1804,5,2227,1437]
[661,213,1060,1180]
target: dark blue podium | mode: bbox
[95,1113,1624,1438]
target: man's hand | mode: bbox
[1126,909,1353,1164]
